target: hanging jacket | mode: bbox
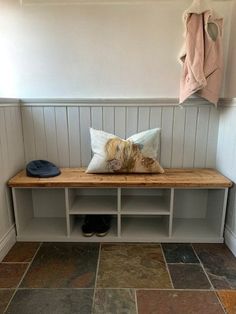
[179,0,223,106]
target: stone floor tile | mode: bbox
[162,243,199,263]
[217,290,236,314]
[6,289,93,314]
[168,264,211,289]
[0,264,28,288]
[136,290,224,314]
[97,244,172,289]
[0,289,14,313]
[3,242,40,263]
[193,244,236,289]
[93,289,136,314]
[20,243,99,288]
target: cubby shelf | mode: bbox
[70,195,117,214]
[121,196,170,215]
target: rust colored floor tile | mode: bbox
[168,264,211,289]
[93,289,136,314]
[162,243,199,263]
[20,243,99,288]
[3,242,40,263]
[6,289,93,314]
[97,244,172,289]
[0,264,28,288]
[136,290,224,314]
[193,244,236,289]
[0,289,14,313]
[217,290,236,314]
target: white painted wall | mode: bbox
[216,103,236,255]
[0,103,25,260]
[224,1,236,98]
[21,103,219,168]
[0,0,233,98]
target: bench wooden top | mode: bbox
[8,168,232,188]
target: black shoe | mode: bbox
[95,215,111,237]
[81,215,95,237]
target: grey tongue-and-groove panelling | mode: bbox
[21,104,219,168]
[0,104,25,241]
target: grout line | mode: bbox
[91,243,102,314]
[191,246,227,314]
[191,244,214,291]
[166,262,201,265]
[0,287,222,291]
[14,287,95,290]
[213,290,227,314]
[4,242,42,313]
[134,289,139,314]
[160,243,174,289]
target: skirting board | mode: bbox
[224,226,236,257]
[0,226,16,262]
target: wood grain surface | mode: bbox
[8,168,232,188]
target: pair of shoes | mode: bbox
[82,215,111,237]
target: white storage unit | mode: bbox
[11,184,230,243]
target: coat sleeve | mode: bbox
[185,13,207,91]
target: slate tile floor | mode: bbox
[0,242,236,314]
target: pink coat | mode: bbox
[179,9,223,106]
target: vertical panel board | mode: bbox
[0,109,10,235]
[194,106,210,167]
[182,107,198,167]
[126,107,138,138]
[216,107,225,170]
[44,107,59,165]
[171,107,186,167]
[230,109,236,179]
[67,107,81,167]
[21,106,36,163]
[138,107,150,132]
[149,107,162,129]
[206,106,219,167]
[91,107,103,130]
[32,107,47,160]
[114,107,126,138]
[5,108,17,171]
[14,106,25,167]
[221,108,236,176]
[0,110,9,179]
[55,107,70,167]
[0,145,9,236]
[161,107,174,167]
[80,107,91,167]
[103,107,114,133]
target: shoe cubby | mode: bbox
[69,214,118,241]
[120,188,171,215]
[172,189,228,242]
[121,215,170,241]
[12,188,67,241]
[67,188,118,215]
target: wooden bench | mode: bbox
[8,168,232,243]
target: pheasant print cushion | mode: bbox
[86,128,164,174]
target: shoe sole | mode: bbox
[96,231,108,237]
[82,232,95,237]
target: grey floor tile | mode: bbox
[93,289,136,314]
[21,243,99,288]
[6,289,93,314]
[168,264,211,289]
[162,243,199,263]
